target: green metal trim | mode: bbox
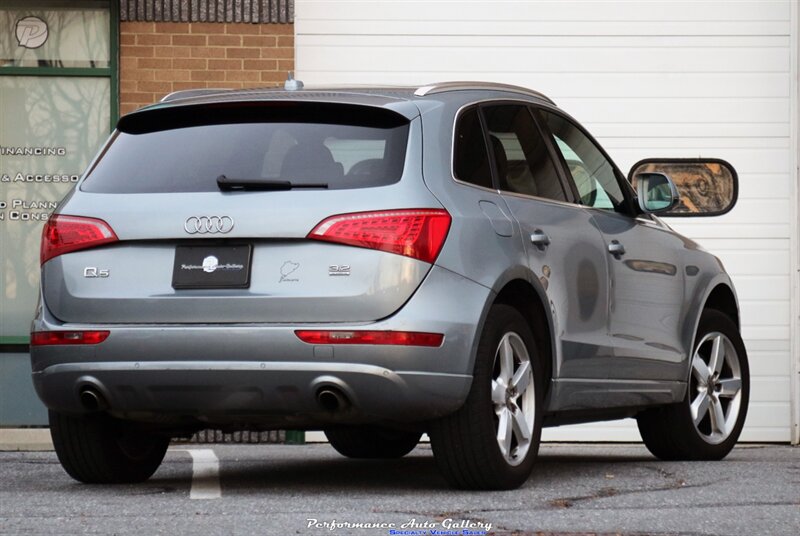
[0,336,30,345]
[284,430,305,444]
[0,66,111,77]
[109,0,119,128]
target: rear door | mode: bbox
[43,101,444,324]
[481,103,613,380]
[538,109,688,381]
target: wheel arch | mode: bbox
[703,284,740,328]
[682,275,741,383]
[492,278,555,400]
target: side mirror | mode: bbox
[628,158,738,217]
[635,172,679,214]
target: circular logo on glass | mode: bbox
[15,16,49,49]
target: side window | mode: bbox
[539,110,625,212]
[453,107,493,189]
[482,105,567,202]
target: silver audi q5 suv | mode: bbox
[32,81,748,490]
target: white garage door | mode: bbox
[295,1,798,442]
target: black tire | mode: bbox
[637,309,749,460]
[429,304,543,490]
[49,411,169,484]
[324,426,421,459]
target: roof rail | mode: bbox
[160,88,232,102]
[414,81,555,104]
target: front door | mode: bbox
[539,109,687,382]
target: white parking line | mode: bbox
[173,448,221,499]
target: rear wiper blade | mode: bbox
[216,175,328,191]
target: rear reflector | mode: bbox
[41,215,118,265]
[295,330,444,347]
[307,209,451,264]
[30,331,110,346]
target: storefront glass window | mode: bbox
[0,4,110,69]
[0,76,110,340]
[0,1,114,348]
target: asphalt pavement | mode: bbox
[0,442,798,535]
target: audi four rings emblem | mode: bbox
[184,216,234,234]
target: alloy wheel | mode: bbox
[690,332,743,445]
[491,332,536,466]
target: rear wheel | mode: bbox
[324,426,421,458]
[49,411,169,483]
[637,309,749,460]
[430,304,543,490]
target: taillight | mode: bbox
[40,215,118,265]
[295,330,444,347]
[307,209,451,263]
[30,331,110,346]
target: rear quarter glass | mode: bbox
[81,102,410,194]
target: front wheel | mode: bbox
[430,305,543,490]
[637,309,749,460]
[50,411,169,483]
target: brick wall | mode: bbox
[120,22,294,115]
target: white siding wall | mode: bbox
[789,0,799,445]
[296,1,798,442]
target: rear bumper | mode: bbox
[31,266,492,426]
[33,361,471,425]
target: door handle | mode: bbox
[530,230,551,250]
[608,240,626,258]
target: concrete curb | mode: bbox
[0,428,53,451]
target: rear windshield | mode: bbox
[82,103,410,193]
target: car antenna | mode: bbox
[284,72,304,91]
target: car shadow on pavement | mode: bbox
[218,452,447,493]
[2,445,664,495]
[205,445,660,494]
